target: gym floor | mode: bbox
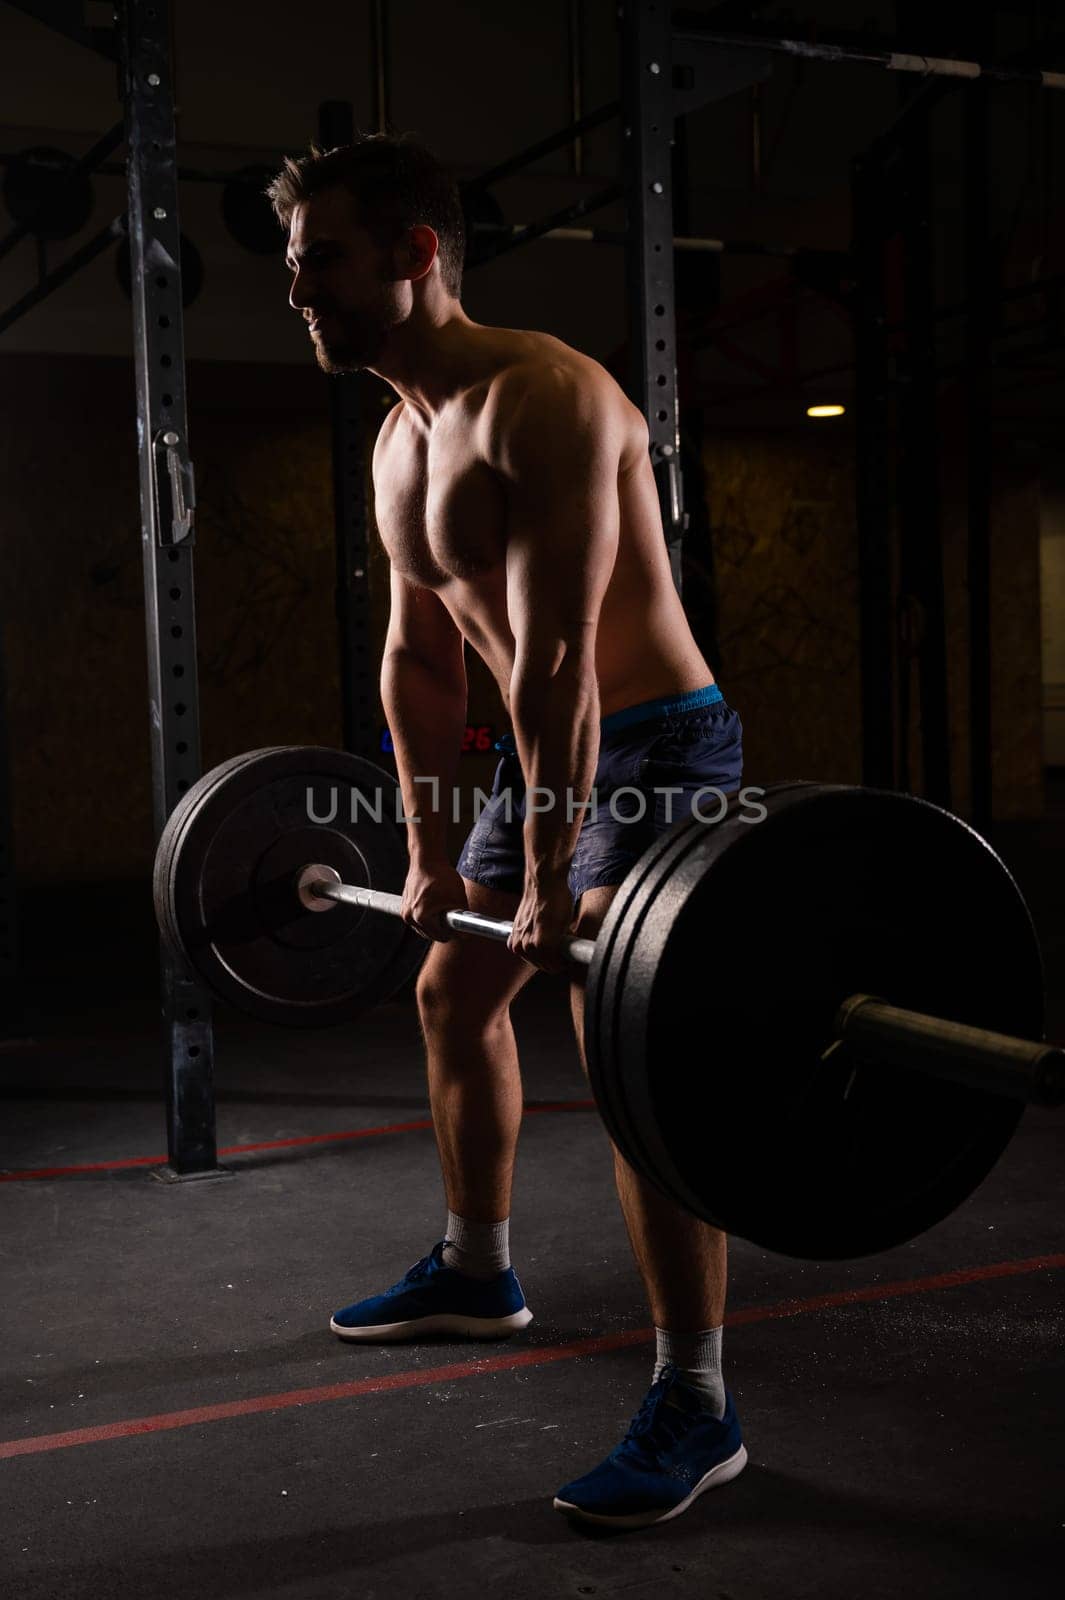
[2,804,1063,1600]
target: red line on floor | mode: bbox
[2,1252,1061,1461]
[0,1100,597,1181]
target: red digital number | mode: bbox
[461,726,475,752]
[475,725,492,751]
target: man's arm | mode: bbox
[381,565,467,863]
[490,363,622,888]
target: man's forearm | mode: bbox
[510,655,599,882]
[381,649,466,863]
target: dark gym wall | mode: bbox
[706,428,1042,818]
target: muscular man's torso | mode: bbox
[372,326,714,718]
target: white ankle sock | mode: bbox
[653,1325,726,1418]
[441,1212,511,1280]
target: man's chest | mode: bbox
[375,437,508,587]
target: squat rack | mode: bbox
[0,2,1062,1173]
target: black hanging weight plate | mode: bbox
[155,747,426,1026]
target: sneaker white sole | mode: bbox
[552,1442,748,1529]
[329,1306,534,1342]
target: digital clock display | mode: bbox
[380,725,496,755]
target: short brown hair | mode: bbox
[265,134,466,297]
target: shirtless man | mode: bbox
[268,136,746,1530]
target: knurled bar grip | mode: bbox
[314,881,597,968]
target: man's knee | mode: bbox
[415,948,512,1032]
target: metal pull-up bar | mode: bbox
[671,23,1065,91]
[471,222,807,259]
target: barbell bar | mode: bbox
[295,864,598,966]
[298,865,1063,1109]
[154,747,1063,1260]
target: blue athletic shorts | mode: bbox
[455,683,743,902]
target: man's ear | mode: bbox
[399,223,439,284]
[391,222,438,284]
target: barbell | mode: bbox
[153,745,1064,1261]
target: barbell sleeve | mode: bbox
[310,880,598,968]
[835,993,1065,1107]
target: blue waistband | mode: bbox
[599,683,722,735]
[493,683,723,752]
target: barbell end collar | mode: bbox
[297,864,343,912]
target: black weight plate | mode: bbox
[590,783,838,1214]
[585,783,818,1198]
[158,747,427,1025]
[589,785,1037,1260]
[153,748,293,960]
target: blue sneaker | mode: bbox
[553,1365,747,1529]
[330,1240,534,1342]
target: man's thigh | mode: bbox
[569,701,744,899]
[417,878,538,1020]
